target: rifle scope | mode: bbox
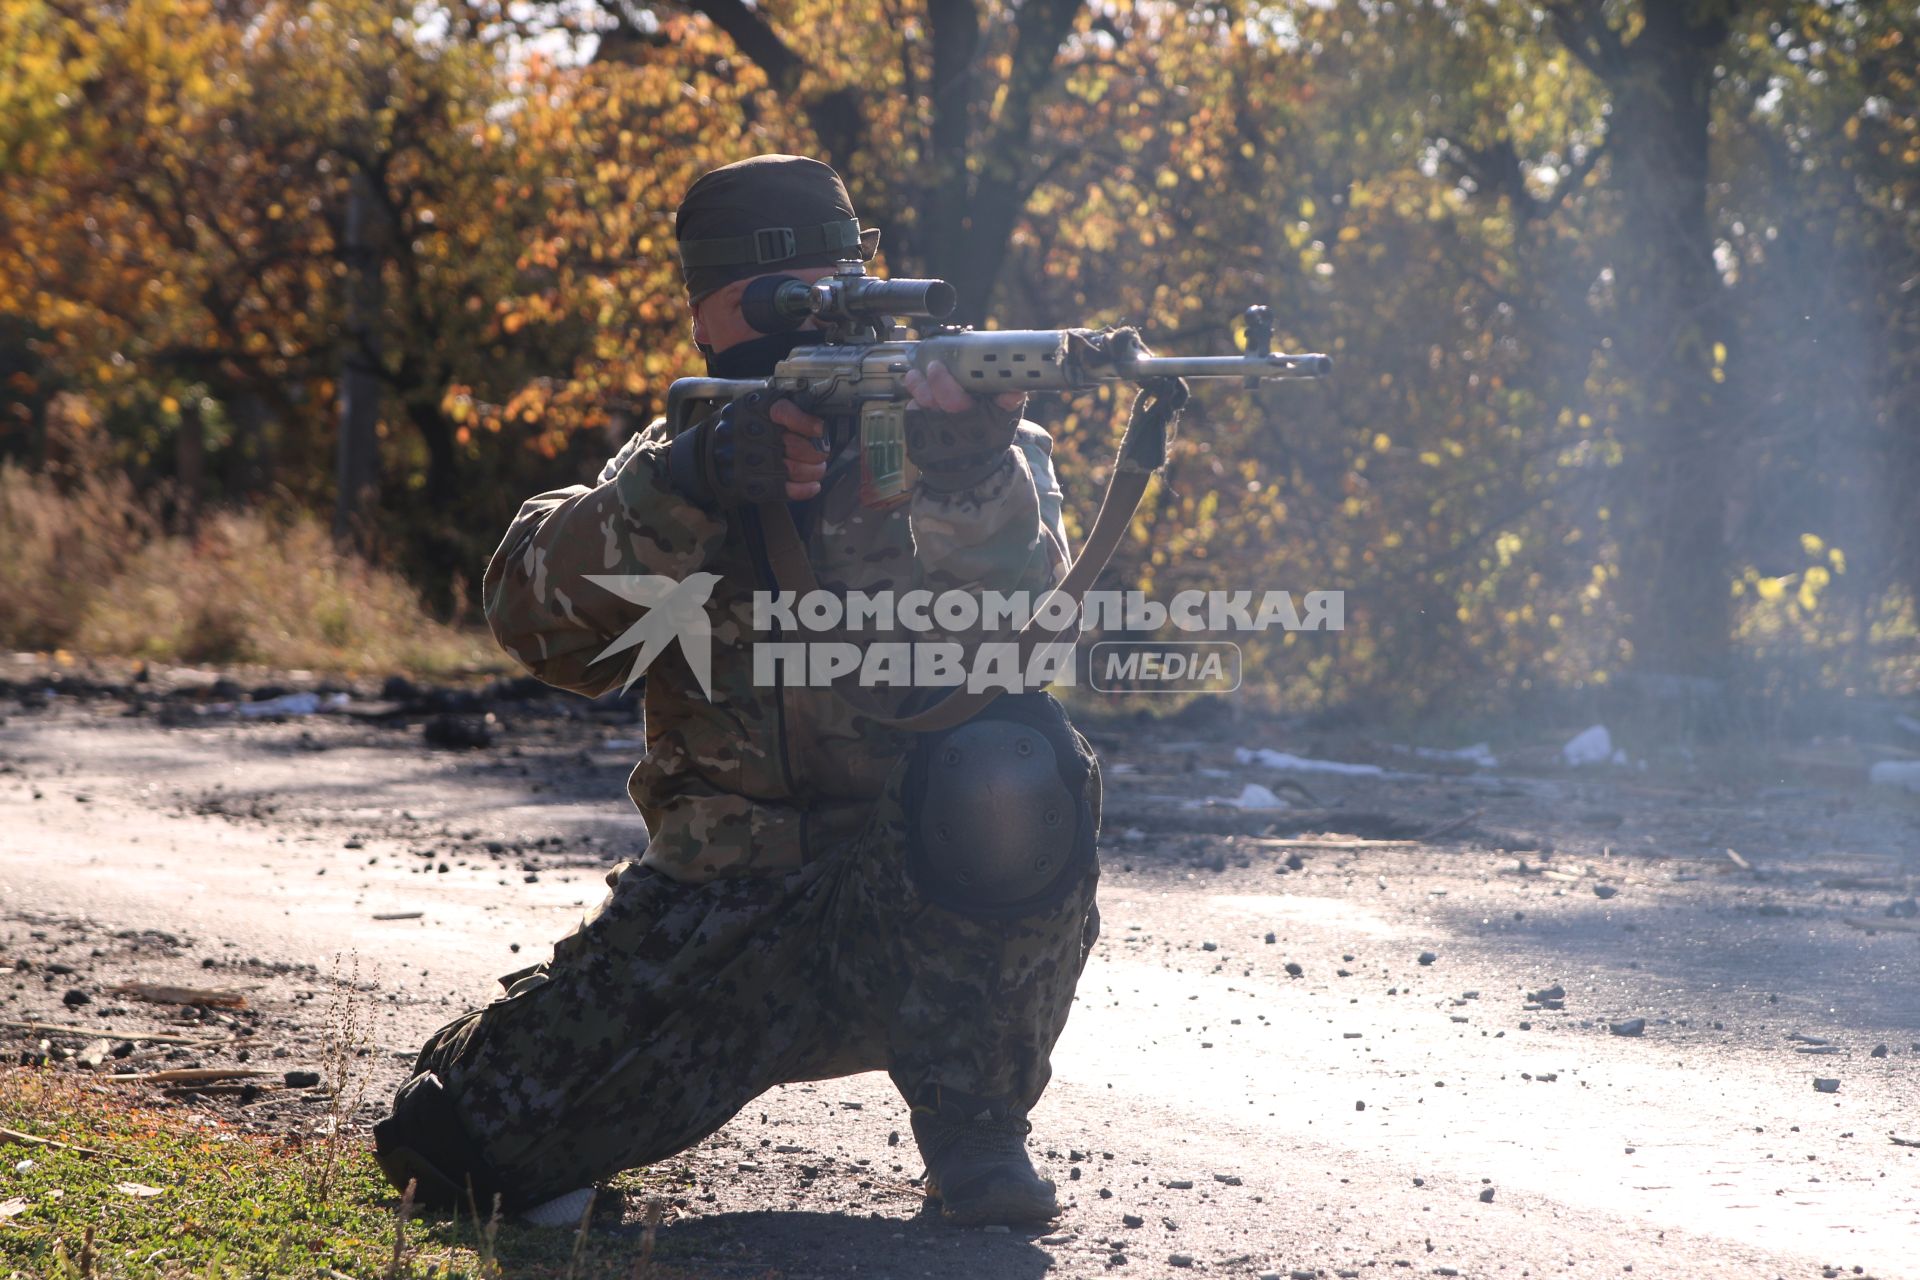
[742,272,957,334]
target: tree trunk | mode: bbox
[1568,1,1735,683]
[173,396,204,528]
[334,167,383,550]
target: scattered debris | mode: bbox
[1391,742,1498,770]
[110,982,246,1010]
[0,1020,212,1047]
[114,1182,165,1198]
[1248,836,1417,850]
[107,1068,272,1086]
[1867,761,1920,793]
[1842,916,1920,935]
[237,691,347,718]
[0,1127,99,1157]
[371,911,425,921]
[1414,809,1485,841]
[1526,984,1567,1011]
[1234,747,1387,777]
[423,714,495,750]
[1563,725,1623,767]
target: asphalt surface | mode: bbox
[2,688,1918,1279]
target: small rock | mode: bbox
[1284,962,1304,978]
[1478,1186,1495,1203]
[1871,1043,1888,1058]
[1122,1213,1145,1228]
[424,714,493,750]
[62,988,91,1008]
[1213,1172,1243,1186]
[1813,1077,1840,1094]
[1202,942,1218,952]
[77,1039,111,1069]
[1168,1254,1194,1268]
[1593,884,1618,900]
[1163,1178,1194,1189]
[1609,1018,1646,1037]
[1356,1100,1366,1111]
[1417,951,1438,966]
[1264,932,1277,944]
[283,1070,322,1088]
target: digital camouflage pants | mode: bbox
[405,696,1101,1207]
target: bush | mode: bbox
[0,463,156,651]
[0,461,496,676]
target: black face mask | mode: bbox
[702,329,824,379]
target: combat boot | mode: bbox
[909,1086,1059,1227]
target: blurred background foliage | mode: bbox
[0,0,1914,723]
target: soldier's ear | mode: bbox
[690,296,710,346]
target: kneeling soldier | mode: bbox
[373,154,1101,1229]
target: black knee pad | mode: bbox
[905,692,1096,918]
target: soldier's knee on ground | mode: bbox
[904,692,1097,918]
[373,1071,515,1213]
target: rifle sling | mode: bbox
[755,379,1183,735]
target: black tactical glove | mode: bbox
[667,389,796,508]
[905,397,1023,494]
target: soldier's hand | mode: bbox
[767,398,828,501]
[668,390,830,507]
[902,359,1024,493]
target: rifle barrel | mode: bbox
[1124,353,1332,379]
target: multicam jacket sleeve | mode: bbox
[906,422,1069,604]
[483,422,727,698]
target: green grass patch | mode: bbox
[0,1071,685,1279]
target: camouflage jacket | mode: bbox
[484,412,1069,881]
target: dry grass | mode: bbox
[0,462,496,677]
[0,463,157,652]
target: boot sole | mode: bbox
[936,1182,1060,1228]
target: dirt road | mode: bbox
[3,675,1917,1278]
